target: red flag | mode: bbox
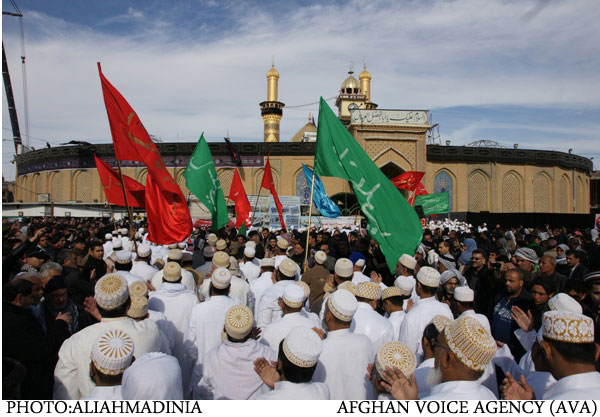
[228,169,251,228]
[98,63,192,243]
[94,154,145,207]
[408,182,428,206]
[391,171,425,191]
[261,155,286,230]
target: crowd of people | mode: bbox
[2,215,599,400]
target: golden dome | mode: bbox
[267,65,279,78]
[340,71,360,92]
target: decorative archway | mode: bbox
[434,170,454,211]
[501,171,522,212]
[533,172,552,213]
[468,170,490,212]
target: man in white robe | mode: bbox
[351,282,394,353]
[256,259,299,328]
[248,258,275,316]
[381,286,409,341]
[240,247,260,282]
[53,274,161,400]
[130,243,158,282]
[151,249,196,293]
[102,233,113,260]
[113,250,145,286]
[199,251,249,305]
[122,352,183,400]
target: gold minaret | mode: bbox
[360,64,378,110]
[260,63,285,142]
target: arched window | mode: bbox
[502,172,521,212]
[295,169,310,205]
[434,171,453,211]
[468,171,489,212]
[533,173,551,212]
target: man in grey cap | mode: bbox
[514,247,538,287]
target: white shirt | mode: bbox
[254,381,330,400]
[387,310,406,341]
[148,282,199,390]
[543,372,600,399]
[249,272,273,316]
[256,280,296,328]
[115,270,145,286]
[351,302,395,353]
[414,357,435,398]
[197,339,276,400]
[260,312,322,354]
[130,261,158,282]
[240,260,260,282]
[313,328,376,400]
[103,241,113,259]
[351,271,370,286]
[186,295,239,399]
[148,309,175,355]
[54,317,161,400]
[81,385,122,400]
[121,352,183,400]
[398,296,453,364]
[151,269,196,294]
[422,380,496,400]
[200,275,250,306]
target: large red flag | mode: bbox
[97,63,192,243]
[94,154,145,207]
[228,169,251,228]
[408,182,429,206]
[261,155,286,230]
[391,171,425,191]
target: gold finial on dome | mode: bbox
[267,61,279,79]
[359,62,371,80]
[359,62,371,102]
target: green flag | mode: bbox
[237,222,247,237]
[414,192,449,215]
[184,134,229,230]
[314,97,423,273]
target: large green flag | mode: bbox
[314,97,423,273]
[184,134,229,230]
[415,192,450,215]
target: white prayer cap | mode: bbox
[454,286,474,303]
[112,230,118,235]
[228,256,240,275]
[112,238,123,249]
[444,316,496,372]
[207,233,218,246]
[314,251,327,265]
[115,250,132,264]
[277,239,289,250]
[278,258,298,278]
[91,329,134,376]
[282,327,322,368]
[355,258,366,268]
[167,249,183,261]
[356,282,382,300]
[168,243,178,249]
[542,311,594,343]
[182,251,193,262]
[398,254,417,270]
[381,286,404,301]
[224,305,254,340]
[137,243,151,258]
[216,239,227,251]
[244,246,256,258]
[213,251,230,268]
[163,262,182,282]
[394,276,415,296]
[212,267,232,289]
[337,281,357,295]
[245,241,256,249]
[104,233,113,240]
[334,258,353,278]
[95,274,129,310]
[514,248,539,264]
[416,266,441,287]
[127,296,149,319]
[119,228,128,235]
[282,284,305,308]
[129,281,148,298]
[203,245,216,258]
[295,281,310,300]
[431,315,452,333]
[122,352,183,400]
[376,342,417,379]
[327,289,357,322]
[547,293,582,314]
[261,257,275,267]
[138,227,144,234]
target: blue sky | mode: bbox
[2,0,600,180]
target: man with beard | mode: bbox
[380,316,497,400]
[82,241,107,284]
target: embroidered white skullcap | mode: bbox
[416,266,441,287]
[168,243,178,249]
[95,274,129,310]
[444,316,496,372]
[334,258,353,278]
[119,228,128,235]
[277,239,289,250]
[278,258,298,278]
[212,267,232,289]
[314,250,327,265]
[394,276,415,296]
[167,249,183,261]
[376,342,417,379]
[163,262,182,282]
[282,284,305,308]
[295,281,310,300]
[203,245,216,258]
[261,257,275,267]
[91,329,134,376]
[398,254,417,270]
[244,247,256,258]
[216,239,227,251]
[213,251,229,268]
[382,286,404,301]
[454,286,474,303]
[115,250,132,264]
[282,327,322,368]
[356,282,382,300]
[245,241,256,249]
[327,289,358,322]
[224,305,254,340]
[127,295,149,319]
[431,315,452,333]
[207,233,218,246]
[337,281,357,295]
[112,238,123,249]
[542,311,594,343]
[129,281,148,298]
[104,233,113,240]
[137,243,151,258]
[514,248,539,264]
[122,352,183,400]
[547,293,582,314]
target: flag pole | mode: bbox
[114,157,138,253]
[303,170,316,270]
